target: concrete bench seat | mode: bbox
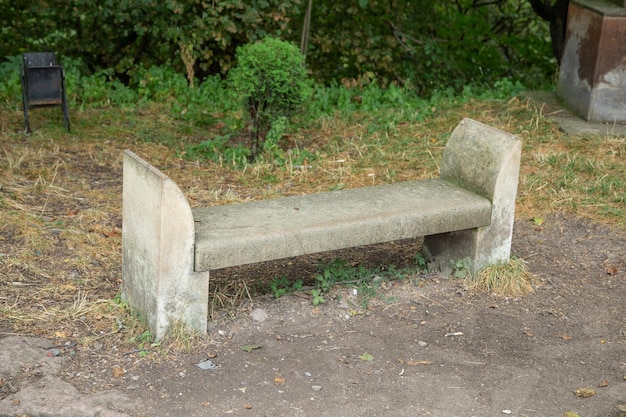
[121,118,521,339]
[193,179,491,271]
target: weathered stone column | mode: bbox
[424,119,521,274]
[121,150,209,340]
[558,0,626,122]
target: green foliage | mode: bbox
[0,56,22,107]
[453,258,471,279]
[185,134,251,167]
[301,0,555,93]
[313,259,362,293]
[3,0,301,80]
[229,37,311,160]
[414,251,428,270]
[3,0,556,96]
[262,248,467,308]
[310,257,425,308]
[308,80,428,117]
[269,276,304,298]
[311,289,326,306]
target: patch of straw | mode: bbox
[466,257,536,297]
[208,280,253,321]
[160,320,207,354]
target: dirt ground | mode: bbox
[1,213,625,417]
[1,96,625,416]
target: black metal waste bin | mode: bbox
[21,52,71,133]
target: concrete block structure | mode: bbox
[558,0,626,122]
[121,118,521,339]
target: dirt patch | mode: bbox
[2,214,622,417]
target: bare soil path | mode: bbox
[2,214,625,417]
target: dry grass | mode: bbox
[466,257,537,297]
[1,95,624,350]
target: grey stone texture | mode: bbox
[193,179,491,271]
[121,118,521,339]
[0,336,139,417]
[121,151,209,340]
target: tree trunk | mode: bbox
[528,0,569,64]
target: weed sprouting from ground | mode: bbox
[263,255,429,309]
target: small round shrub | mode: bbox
[229,37,311,160]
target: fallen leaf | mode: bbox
[112,366,125,378]
[559,335,573,340]
[532,217,544,226]
[55,330,71,338]
[563,412,580,417]
[574,387,596,398]
[359,352,374,362]
[206,352,217,358]
[598,380,609,387]
[606,265,619,275]
[619,404,626,412]
[12,399,20,406]
[240,344,261,352]
[102,228,121,238]
[274,377,286,385]
[243,404,252,409]
[407,359,433,366]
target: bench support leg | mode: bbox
[425,118,522,275]
[121,151,209,340]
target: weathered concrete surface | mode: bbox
[523,90,626,136]
[0,336,140,417]
[193,179,491,271]
[558,0,626,122]
[424,118,521,272]
[121,150,209,340]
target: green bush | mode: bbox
[229,37,311,160]
[0,56,22,108]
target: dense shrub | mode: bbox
[229,37,311,160]
[1,0,302,82]
[300,0,555,93]
[2,0,555,94]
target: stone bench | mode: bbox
[121,118,521,339]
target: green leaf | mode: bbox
[240,344,261,352]
[359,351,374,361]
[358,0,368,8]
